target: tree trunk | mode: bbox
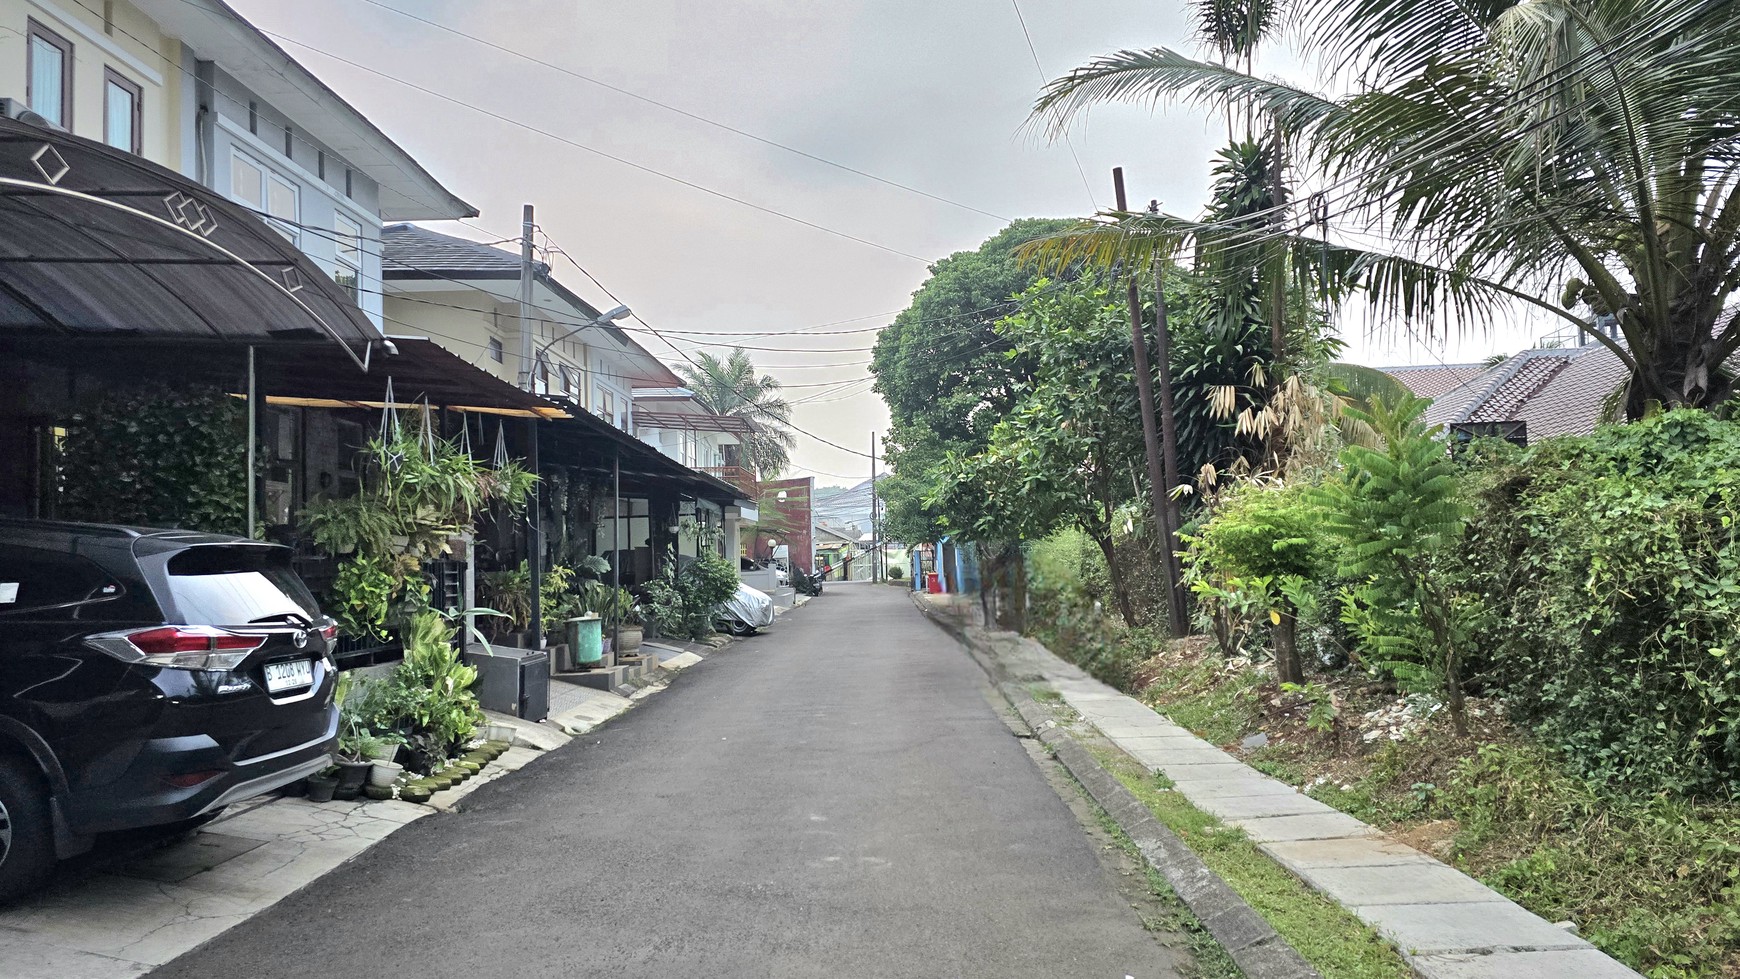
[1010,546,1028,634]
[1444,640,1468,737]
[1093,532,1138,627]
[1273,605,1303,685]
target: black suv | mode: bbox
[0,519,339,900]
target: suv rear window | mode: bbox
[164,546,319,626]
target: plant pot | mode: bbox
[567,615,604,668]
[334,759,371,800]
[369,761,404,787]
[306,775,338,803]
[280,777,308,798]
[366,744,400,766]
[617,626,643,656]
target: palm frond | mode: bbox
[1031,48,1344,139]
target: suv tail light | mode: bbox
[86,626,266,670]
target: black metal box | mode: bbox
[462,645,550,722]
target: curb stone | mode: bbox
[917,596,1321,979]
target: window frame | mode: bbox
[26,19,74,130]
[333,213,362,302]
[103,67,143,155]
[487,337,504,363]
[229,148,299,242]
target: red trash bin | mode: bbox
[926,573,942,594]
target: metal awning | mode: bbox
[540,413,744,504]
[0,336,567,419]
[632,410,754,434]
[0,116,378,367]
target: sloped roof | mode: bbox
[130,0,474,221]
[381,224,527,278]
[1424,345,1629,440]
[1381,363,1492,400]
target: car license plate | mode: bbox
[263,659,314,693]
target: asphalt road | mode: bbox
[148,583,1185,979]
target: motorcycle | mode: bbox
[791,565,823,598]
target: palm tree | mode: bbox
[678,348,797,479]
[1026,0,1740,416]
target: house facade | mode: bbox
[3,0,476,330]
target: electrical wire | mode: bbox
[348,0,1012,224]
[1010,0,1099,211]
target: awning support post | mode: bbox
[612,448,622,655]
[246,345,257,539]
[526,417,543,651]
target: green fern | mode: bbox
[1314,395,1477,734]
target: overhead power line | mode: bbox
[350,0,1012,224]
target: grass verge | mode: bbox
[1079,738,1411,979]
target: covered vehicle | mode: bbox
[714,582,776,637]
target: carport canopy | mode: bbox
[0,115,377,367]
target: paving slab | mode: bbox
[482,708,570,751]
[1408,948,1643,978]
[1193,792,1334,820]
[0,797,428,977]
[1353,901,1592,954]
[659,651,705,671]
[549,687,636,734]
[1296,862,1503,906]
[1127,745,1241,767]
[1155,779,1308,799]
[1227,811,1380,843]
[1156,762,1269,782]
[1259,836,1436,869]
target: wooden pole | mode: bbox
[1113,168,1185,637]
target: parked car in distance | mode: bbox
[0,519,340,902]
[715,582,777,637]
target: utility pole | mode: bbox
[869,432,879,584]
[1113,169,1186,637]
[1152,253,1188,637]
[516,204,543,649]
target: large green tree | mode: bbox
[1031,0,1740,416]
[678,348,796,479]
[870,218,1072,542]
[930,282,1150,624]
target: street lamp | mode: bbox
[526,303,631,392]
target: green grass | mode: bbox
[1083,741,1412,979]
[1073,773,1244,979]
[1139,657,1263,747]
[1029,685,1063,704]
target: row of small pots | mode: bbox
[394,741,511,803]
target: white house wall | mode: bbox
[198,64,385,330]
[0,0,182,167]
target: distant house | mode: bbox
[1384,344,1630,446]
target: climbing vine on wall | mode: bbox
[58,384,250,535]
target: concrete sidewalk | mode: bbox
[948,613,1642,979]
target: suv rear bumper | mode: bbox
[61,707,338,836]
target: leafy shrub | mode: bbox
[357,611,482,771]
[645,549,741,640]
[1461,410,1740,796]
[1185,484,1328,681]
[58,384,249,534]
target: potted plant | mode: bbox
[368,759,404,787]
[307,767,339,803]
[335,732,387,800]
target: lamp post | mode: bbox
[529,304,631,390]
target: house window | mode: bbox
[103,69,142,154]
[333,214,362,302]
[229,149,299,242]
[26,20,73,129]
[487,338,503,363]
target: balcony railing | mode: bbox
[701,466,759,498]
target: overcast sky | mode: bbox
[232,0,1546,485]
